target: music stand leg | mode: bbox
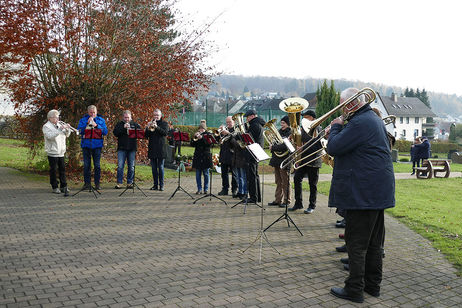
[263,171,303,236]
[169,164,195,200]
[72,184,100,199]
[193,150,227,206]
[119,152,147,197]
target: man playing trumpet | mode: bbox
[113,110,141,189]
[217,116,238,197]
[42,110,71,196]
[145,109,168,191]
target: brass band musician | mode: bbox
[217,116,238,197]
[145,109,168,191]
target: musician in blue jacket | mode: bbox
[77,105,108,190]
[327,88,395,303]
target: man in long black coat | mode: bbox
[145,109,168,191]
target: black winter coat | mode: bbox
[113,120,141,151]
[219,127,234,165]
[299,125,323,168]
[191,137,212,170]
[247,117,266,147]
[269,127,291,168]
[145,119,168,159]
[229,136,247,169]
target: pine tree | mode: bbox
[420,89,430,108]
[315,80,340,128]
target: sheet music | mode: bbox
[283,138,295,153]
[246,143,270,162]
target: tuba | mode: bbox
[231,112,253,148]
[280,88,376,170]
[263,119,288,157]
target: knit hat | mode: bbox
[302,109,316,118]
[280,115,290,125]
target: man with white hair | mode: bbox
[327,88,395,303]
[145,108,168,191]
[42,109,71,196]
[217,116,238,196]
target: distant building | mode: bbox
[378,93,436,141]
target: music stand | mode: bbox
[193,133,227,205]
[241,142,279,261]
[231,135,263,213]
[264,141,303,235]
[263,168,303,235]
[119,126,147,197]
[72,127,102,199]
[169,130,194,200]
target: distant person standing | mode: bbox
[410,137,421,175]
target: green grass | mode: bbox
[304,178,462,276]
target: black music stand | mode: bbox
[72,127,102,199]
[169,131,194,200]
[193,133,227,205]
[241,143,279,261]
[231,133,262,213]
[263,168,303,235]
[119,126,147,197]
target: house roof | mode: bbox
[381,95,436,118]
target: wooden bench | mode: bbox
[414,159,451,179]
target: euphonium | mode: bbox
[231,112,248,148]
[263,119,288,157]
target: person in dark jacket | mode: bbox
[267,116,292,207]
[113,110,141,188]
[289,110,323,213]
[145,109,168,191]
[77,105,108,190]
[244,109,266,203]
[327,88,395,303]
[218,116,238,196]
[191,123,212,194]
[415,136,431,165]
[229,131,247,199]
[410,137,421,175]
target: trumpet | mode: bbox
[58,121,79,135]
[280,88,376,170]
[193,131,203,141]
[382,115,396,126]
[148,120,157,132]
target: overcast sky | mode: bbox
[175,0,462,96]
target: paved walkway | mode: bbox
[0,167,461,307]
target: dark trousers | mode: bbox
[344,209,385,297]
[82,147,102,185]
[48,156,67,189]
[293,166,319,208]
[246,161,261,201]
[412,160,420,169]
[221,163,237,192]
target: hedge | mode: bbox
[394,139,462,154]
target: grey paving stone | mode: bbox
[1,167,461,307]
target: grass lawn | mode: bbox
[306,178,462,276]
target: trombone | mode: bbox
[58,121,79,135]
[280,87,377,170]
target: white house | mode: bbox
[377,93,436,141]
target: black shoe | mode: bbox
[279,203,288,208]
[114,184,123,189]
[340,258,349,264]
[364,286,380,297]
[217,190,228,196]
[159,187,164,191]
[94,184,100,190]
[288,206,303,211]
[126,183,134,189]
[411,172,415,175]
[330,287,363,303]
[304,207,315,214]
[267,201,280,206]
[247,198,257,203]
[82,183,91,190]
[63,187,70,197]
[231,190,237,197]
[336,220,346,228]
[150,186,158,191]
[336,245,347,252]
[343,264,349,271]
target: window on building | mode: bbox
[414,129,419,137]
[402,129,406,136]
[400,117,403,124]
[415,117,419,124]
[406,117,409,124]
[394,132,397,137]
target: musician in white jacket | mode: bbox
[42,110,71,196]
